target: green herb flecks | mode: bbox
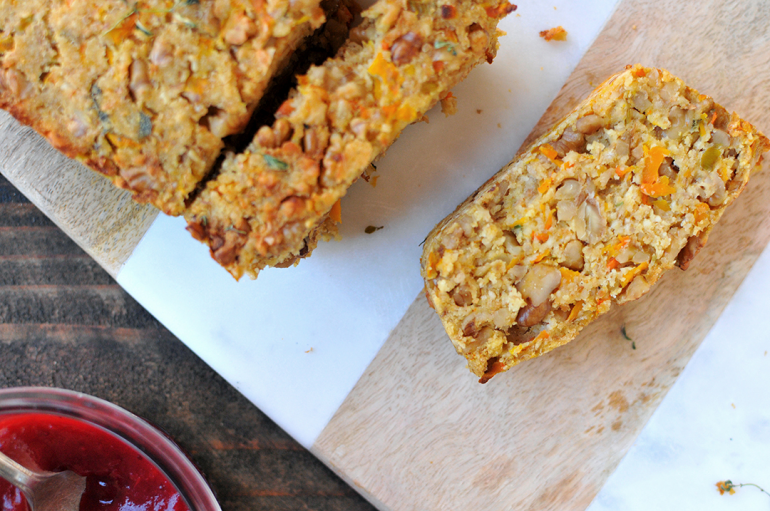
[434,40,457,56]
[138,112,153,139]
[691,119,700,132]
[365,225,384,234]
[135,20,153,36]
[90,83,111,127]
[225,226,247,235]
[621,325,635,349]
[407,0,433,17]
[173,12,197,28]
[103,1,198,39]
[621,325,631,341]
[263,154,289,171]
[102,6,137,38]
[717,480,770,498]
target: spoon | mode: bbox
[0,450,85,511]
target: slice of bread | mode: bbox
[186,0,515,279]
[420,65,770,382]
[0,0,326,215]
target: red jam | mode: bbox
[0,413,190,511]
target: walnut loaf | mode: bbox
[185,0,516,279]
[420,65,770,383]
[0,0,325,215]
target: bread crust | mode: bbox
[420,65,770,381]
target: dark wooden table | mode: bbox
[0,173,375,511]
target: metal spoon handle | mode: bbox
[0,450,38,498]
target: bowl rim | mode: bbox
[0,386,221,511]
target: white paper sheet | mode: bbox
[118,0,621,448]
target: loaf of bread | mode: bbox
[185,0,516,279]
[420,65,770,382]
[0,0,326,215]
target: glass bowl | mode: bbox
[0,387,221,511]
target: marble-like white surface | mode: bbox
[587,243,770,511]
[117,0,620,448]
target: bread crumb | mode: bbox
[632,24,637,30]
[476,109,482,114]
[440,92,458,116]
[731,403,736,409]
[539,26,567,41]
[497,123,502,128]
[305,347,314,353]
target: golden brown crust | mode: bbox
[420,65,770,381]
[186,0,516,279]
[0,0,325,215]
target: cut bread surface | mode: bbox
[186,0,515,279]
[0,0,326,215]
[420,65,770,382]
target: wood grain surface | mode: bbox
[0,112,157,278]
[312,0,770,509]
[0,174,375,511]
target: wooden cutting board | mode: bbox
[1,0,769,509]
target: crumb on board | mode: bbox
[362,163,379,187]
[440,92,458,116]
[497,123,501,128]
[539,26,567,41]
[717,480,770,498]
[632,24,637,30]
[476,109,482,114]
[329,200,342,223]
[305,347,314,353]
[717,481,737,496]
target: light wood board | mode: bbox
[311,0,770,509]
[0,112,157,278]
